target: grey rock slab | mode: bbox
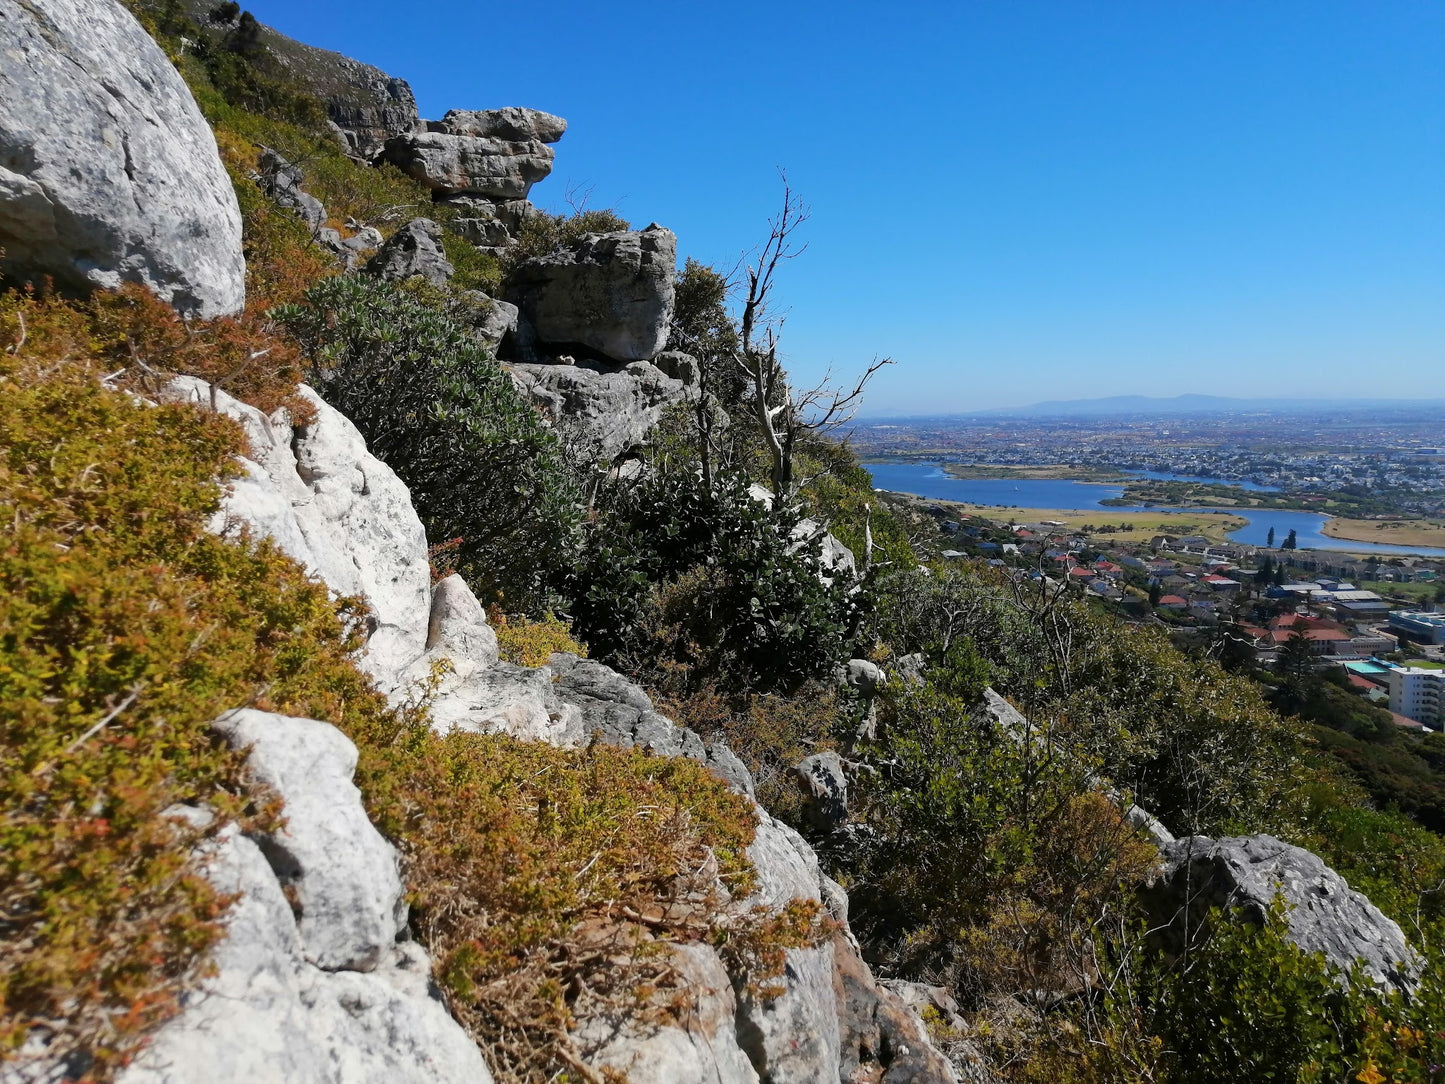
[510,359,686,464]
[422,660,584,745]
[0,0,245,316]
[365,217,454,285]
[576,943,760,1084]
[213,710,405,972]
[507,225,677,362]
[651,349,701,386]
[425,573,499,669]
[1147,833,1418,993]
[380,131,554,199]
[115,825,493,1084]
[160,379,432,694]
[736,938,840,1084]
[257,146,326,232]
[432,107,567,144]
[794,752,849,833]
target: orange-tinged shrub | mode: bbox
[0,343,390,1078]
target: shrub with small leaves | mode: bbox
[277,274,583,613]
[0,335,392,1078]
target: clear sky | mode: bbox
[243,0,1443,414]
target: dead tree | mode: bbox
[735,181,893,504]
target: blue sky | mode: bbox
[244,1,1443,414]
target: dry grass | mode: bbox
[1321,517,1445,550]
[938,503,1248,542]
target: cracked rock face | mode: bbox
[1145,834,1418,993]
[509,359,688,464]
[113,718,491,1084]
[507,225,677,363]
[0,0,246,317]
[429,107,566,144]
[380,131,555,200]
[364,217,454,285]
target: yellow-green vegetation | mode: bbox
[353,728,817,1080]
[935,503,1247,542]
[1323,516,1445,549]
[0,280,310,416]
[491,610,588,667]
[0,287,824,1084]
[1360,579,1442,605]
[0,320,388,1077]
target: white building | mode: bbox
[1387,666,1444,729]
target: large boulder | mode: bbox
[212,710,405,972]
[510,359,688,464]
[365,218,454,285]
[1144,834,1417,993]
[0,0,246,317]
[430,107,566,144]
[380,131,555,200]
[507,225,677,362]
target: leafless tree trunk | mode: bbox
[735,180,893,504]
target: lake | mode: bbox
[863,461,1445,558]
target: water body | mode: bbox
[863,461,1445,558]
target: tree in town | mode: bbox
[1267,526,1276,547]
[1149,582,1163,607]
[1282,528,1298,550]
[1255,556,1274,588]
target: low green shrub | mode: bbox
[571,470,858,695]
[490,609,587,668]
[277,275,582,613]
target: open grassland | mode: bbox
[1322,517,1445,548]
[1359,580,1441,605]
[937,503,1248,542]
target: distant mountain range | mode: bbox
[866,394,1445,421]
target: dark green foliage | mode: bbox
[870,564,1304,837]
[277,276,581,612]
[1046,902,1445,1084]
[844,668,1159,997]
[569,470,857,694]
[500,207,633,278]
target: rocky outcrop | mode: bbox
[507,225,677,362]
[0,0,245,317]
[429,107,566,144]
[158,377,433,692]
[160,373,956,1082]
[510,359,689,464]
[116,715,491,1084]
[211,710,405,973]
[1144,833,1418,993]
[186,0,418,158]
[651,349,701,386]
[254,146,380,267]
[794,752,849,833]
[365,217,454,285]
[381,130,555,201]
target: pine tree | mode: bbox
[1267,526,1276,547]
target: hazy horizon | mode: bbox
[244,1,1443,413]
